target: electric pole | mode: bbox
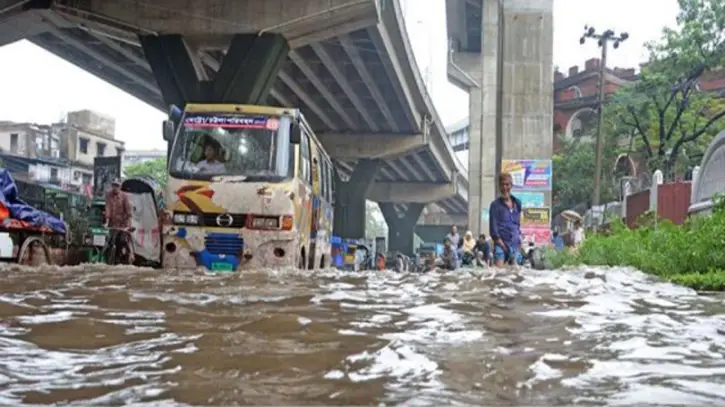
[579,26,628,210]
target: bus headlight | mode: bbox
[249,216,280,230]
[173,212,200,225]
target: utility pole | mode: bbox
[580,26,628,210]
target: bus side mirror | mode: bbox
[290,125,301,144]
[162,120,175,142]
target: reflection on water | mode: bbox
[1,264,724,406]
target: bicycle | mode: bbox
[104,226,136,266]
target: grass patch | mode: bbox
[547,196,725,291]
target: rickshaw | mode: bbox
[120,176,165,268]
[0,169,67,265]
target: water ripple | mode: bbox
[0,264,723,405]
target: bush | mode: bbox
[551,195,725,291]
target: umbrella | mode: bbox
[561,210,583,222]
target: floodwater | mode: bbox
[1,265,724,406]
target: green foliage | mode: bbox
[552,196,725,291]
[609,0,725,178]
[124,158,168,188]
[552,135,619,215]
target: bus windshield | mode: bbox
[169,112,293,180]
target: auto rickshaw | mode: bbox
[121,176,165,268]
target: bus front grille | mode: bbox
[205,234,243,256]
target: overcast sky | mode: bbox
[0,0,678,150]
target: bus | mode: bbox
[161,104,334,272]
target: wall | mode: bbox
[0,123,59,158]
[64,127,125,167]
[625,181,692,227]
[0,128,30,155]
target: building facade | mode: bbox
[0,110,124,193]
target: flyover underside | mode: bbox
[23,8,467,208]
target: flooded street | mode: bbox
[1,265,724,406]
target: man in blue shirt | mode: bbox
[489,172,523,266]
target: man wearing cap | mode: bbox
[104,179,134,263]
[104,179,132,229]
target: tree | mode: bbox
[611,0,725,178]
[552,135,620,216]
[124,158,168,187]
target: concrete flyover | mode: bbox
[0,0,469,254]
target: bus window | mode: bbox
[326,159,334,202]
[324,158,333,202]
[319,155,328,201]
[299,129,311,185]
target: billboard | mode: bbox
[93,156,122,198]
[502,159,552,191]
[516,192,545,208]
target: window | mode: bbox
[116,147,124,156]
[324,157,333,202]
[10,133,18,153]
[319,154,328,202]
[50,168,59,181]
[82,173,92,185]
[169,113,292,180]
[299,128,311,185]
[96,142,106,156]
[73,171,81,182]
[79,137,89,154]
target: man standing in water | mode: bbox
[445,225,462,248]
[489,172,523,266]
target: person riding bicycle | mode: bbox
[104,179,134,264]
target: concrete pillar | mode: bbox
[379,202,425,256]
[139,33,289,107]
[333,159,380,239]
[499,0,554,180]
[453,0,554,235]
[452,0,502,237]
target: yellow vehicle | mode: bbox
[161,104,334,272]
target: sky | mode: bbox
[0,0,680,151]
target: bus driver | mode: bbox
[197,142,226,174]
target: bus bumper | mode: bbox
[161,226,299,271]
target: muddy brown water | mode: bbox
[1,265,724,406]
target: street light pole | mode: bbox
[580,26,628,210]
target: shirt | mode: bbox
[489,195,522,250]
[197,160,226,173]
[573,228,585,245]
[473,241,491,260]
[446,232,462,247]
[105,190,132,228]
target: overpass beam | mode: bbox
[139,33,289,107]
[418,211,468,226]
[333,159,380,239]
[379,203,424,256]
[368,182,456,203]
[318,133,426,160]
